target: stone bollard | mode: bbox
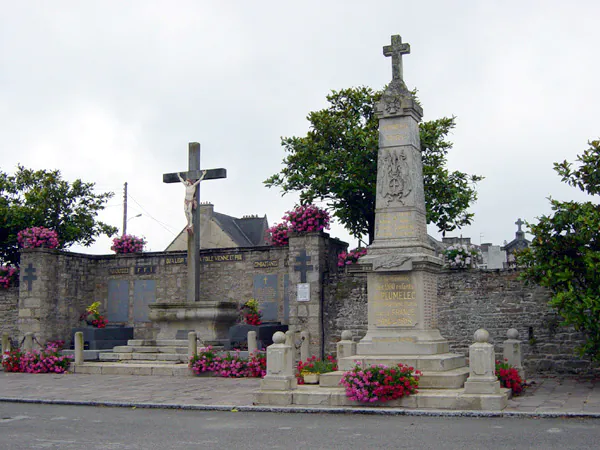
[464,329,501,394]
[188,332,198,360]
[1,332,10,354]
[23,333,34,352]
[300,331,310,362]
[247,331,258,355]
[285,330,293,346]
[503,328,525,380]
[260,331,296,391]
[74,332,84,365]
[337,330,357,360]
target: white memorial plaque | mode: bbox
[297,283,310,302]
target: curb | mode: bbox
[1,397,600,419]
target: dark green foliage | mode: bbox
[0,165,118,265]
[518,140,600,360]
[264,86,483,243]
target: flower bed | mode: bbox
[296,355,337,384]
[111,234,146,254]
[17,226,59,249]
[1,341,72,374]
[340,363,421,403]
[189,347,266,378]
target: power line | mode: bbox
[127,194,178,236]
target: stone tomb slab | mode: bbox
[107,280,129,323]
[253,274,278,322]
[133,280,156,322]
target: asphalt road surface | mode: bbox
[0,402,598,449]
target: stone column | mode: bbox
[356,36,445,357]
[300,331,310,361]
[247,331,258,355]
[23,332,33,351]
[74,331,84,365]
[464,329,501,394]
[188,332,198,360]
[503,328,525,380]
[1,332,10,354]
[288,232,328,359]
[18,248,59,345]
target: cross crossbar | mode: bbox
[163,168,226,184]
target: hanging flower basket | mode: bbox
[111,234,146,254]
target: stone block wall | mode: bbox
[0,287,18,341]
[323,268,596,375]
[437,269,595,375]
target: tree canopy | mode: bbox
[518,140,600,361]
[0,165,118,266]
[264,86,483,243]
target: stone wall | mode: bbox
[323,268,595,375]
[0,287,19,342]
[437,269,595,375]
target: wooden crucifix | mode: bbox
[163,142,226,302]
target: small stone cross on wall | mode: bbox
[23,263,37,291]
[383,35,410,81]
[294,249,314,284]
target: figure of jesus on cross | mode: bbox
[178,170,207,232]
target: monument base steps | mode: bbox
[254,385,510,411]
[72,339,195,376]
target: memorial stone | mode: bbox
[106,280,129,323]
[133,280,156,322]
[253,274,278,322]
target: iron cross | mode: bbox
[163,142,226,302]
[383,35,411,81]
[23,263,37,291]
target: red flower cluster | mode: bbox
[337,247,367,267]
[111,234,146,254]
[17,226,59,249]
[0,265,18,289]
[244,313,262,326]
[495,360,524,395]
[265,222,290,247]
[266,204,331,247]
[340,363,421,403]
[2,343,72,374]
[91,315,107,328]
[189,347,266,378]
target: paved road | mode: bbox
[1,402,598,450]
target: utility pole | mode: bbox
[122,182,128,236]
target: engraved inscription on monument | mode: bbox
[376,211,416,239]
[253,274,278,322]
[372,274,417,327]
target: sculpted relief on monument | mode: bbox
[379,149,412,206]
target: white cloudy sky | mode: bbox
[1,1,598,253]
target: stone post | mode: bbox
[23,332,34,351]
[337,330,357,360]
[285,330,293,347]
[247,330,258,355]
[260,331,296,391]
[188,332,198,360]
[300,331,310,361]
[1,332,10,354]
[503,328,525,380]
[74,331,84,365]
[464,329,501,394]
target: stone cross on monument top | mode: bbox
[163,142,226,302]
[515,218,525,232]
[383,35,410,81]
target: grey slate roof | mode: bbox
[213,212,269,247]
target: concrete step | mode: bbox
[339,353,467,372]
[70,362,192,377]
[111,346,188,354]
[319,366,470,390]
[99,352,188,363]
[254,385,509,410]
[127,339,188,347]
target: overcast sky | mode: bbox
[1,1,598,254]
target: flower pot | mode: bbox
[303,373,320,384]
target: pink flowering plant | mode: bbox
[111,234,146,254]
[2,341,72,374]
[266,222,290,247]
[17,226,59,249]
[337,247,367,267]
[340,363,421,403]
[285,204,330,234]
[0,265,18,289]
[189,346,266,378]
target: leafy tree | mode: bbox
[518,140,600,361]
[265,86,483,243]
[0,165,118,266]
